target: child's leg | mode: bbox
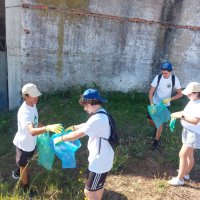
[185,148,194,175]
[155,125,163,140]
[152,125,163,150]
[84,188,102,200]
[96,188,104,200]
[178,145,194,180]
[20,165,29,186]
[12,147,21,178]
[84,171,108,200]
[16,147,34,188]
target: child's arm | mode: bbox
[27,123,63,136]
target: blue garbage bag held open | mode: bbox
[49,130,81,168]
[37,132,55,170]
[148,103,171,128]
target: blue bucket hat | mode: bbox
[82,89,107,103]
[160,62,173,71]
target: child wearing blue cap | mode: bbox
[54,88,114,200]
[148,61,183,150]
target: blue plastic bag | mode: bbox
[50,130,81,168]
[148,103,171,128]
[37,132,55,170]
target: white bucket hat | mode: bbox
[182,82,200,95]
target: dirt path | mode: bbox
[103,156,200,200]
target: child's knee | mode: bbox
[84,189,99,200]
[84,188,89,197]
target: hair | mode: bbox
[196,92,200,99]
[192,92,200,99]
[79,95,103,106]
[22,93,29,100]
[161,68,172,72]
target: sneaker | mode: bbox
[22,184,36,199]
[184,174,190,180]
[12,170,20,180]
[168,177,184,186]
[152,140,160,151]
[153,128,157,137]
[151,128,157,139]
[176,169,190,180]
[22,184,30,193]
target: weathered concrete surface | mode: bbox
[0,0,5,51]
[6,0,200,109]
[6,0,22,109]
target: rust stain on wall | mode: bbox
[37,0,89,10]
[56,13,65,76]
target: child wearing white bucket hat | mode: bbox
[168,82,200,186]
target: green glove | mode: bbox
[169,118,176,132]
[46,124,63,134]
[162,98,171,105]
[54,136,63,145]
[65,125,75,132]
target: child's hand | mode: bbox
[150,104,156,114]
[54,136,63,145]
[162,98,171,104]
[171,112,182,119]
[65,126,75,132]
[46,124,63,134]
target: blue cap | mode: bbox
[160,62,173,71]
[82,89,107,103]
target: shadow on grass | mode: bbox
[103,189,128,200]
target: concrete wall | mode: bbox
[0,0,5,51]
[6,0,200,109]
[6,0,22,109]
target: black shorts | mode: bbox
[85,170,108,191]
[16,147,35,168]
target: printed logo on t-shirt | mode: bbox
[167,84,171,88]
[34,116,38,128]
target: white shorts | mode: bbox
[182,128,200,149]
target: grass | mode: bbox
[0,87,192,199]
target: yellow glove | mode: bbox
[65,125,75,132]
[150,104,156,114]
[162,98,171,104]
[46,124,63,134]
[53,136,63,145]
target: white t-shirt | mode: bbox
[151,74,181,106]
[79,108,114,173]
[13,102,38,152]
[181,100,200,134]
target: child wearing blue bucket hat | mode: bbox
[54,88,114,200]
